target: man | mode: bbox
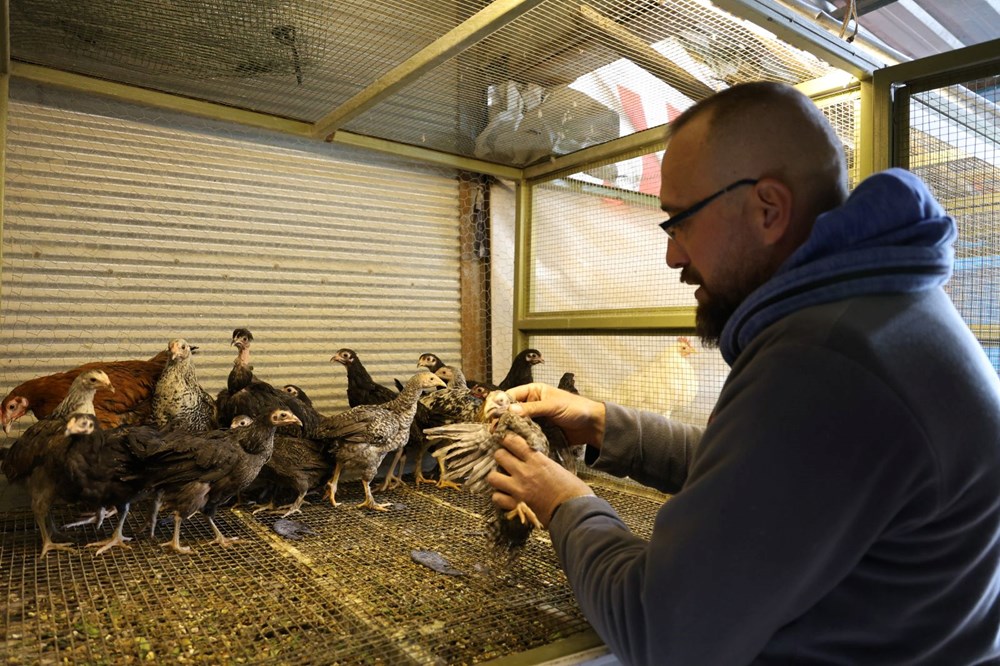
[487,82,1000,664]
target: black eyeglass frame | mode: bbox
[659,178,759,239]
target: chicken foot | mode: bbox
[62,506,117,530]
[160,512,192,554]
[506,501,544,530]
[276,492,309,518]
[206,515,239,547]
[86,504,132,555]
[434,456,462,491]
[356,478,392,511]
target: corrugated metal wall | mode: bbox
[0,81,466,439]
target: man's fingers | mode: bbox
[491,491,516,511]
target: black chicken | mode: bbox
[257,434,333,517]
[498,349,544,391]
[1,370,115,555]
[141,408,301,553]
[216,328,319,436]
[557,372,580,394]
[282,384,313,407]
[316,371,445,511]
[151,338,217,433]
[426,390,566,559]
[61,414,162,554]
[417,353,447,374]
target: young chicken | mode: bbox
[1,370,115,556]
[151,338,218,433]
[1,350,167,434]
[316,371,445,511]
[141,408,302,553]
[426,390,559,559]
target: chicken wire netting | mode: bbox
[0,476,668,665]
[9,0,840,166]
[525,334,725,427]
[906,75,1000,371]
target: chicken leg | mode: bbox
[356,478,391,511]
[85,503,133,555]
[206,515,239,547]
[161,512,192,554]
[506,501,544,530]
[325,462,343,507]
[379,447,406,491]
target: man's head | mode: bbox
[660,82,848,346]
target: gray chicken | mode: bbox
[414,366,484,489]
[0,370,115,556]
[151,338,217,433]
[426,390,561,559]
[317,371,445,511]
[140,408,302,553]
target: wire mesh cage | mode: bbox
[907,75,1000,369]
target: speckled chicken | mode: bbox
[426,390,562,559]
[333,348,428,490]
[317,371,445,511]
[1,370,115,555]
[216,329,319,436]
[414,366,484,489]
[140,408,301,553]
[151,339,218,433]
[1,350,168,434]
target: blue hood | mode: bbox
[720,168,957,365]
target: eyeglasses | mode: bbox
[659,178,759,239]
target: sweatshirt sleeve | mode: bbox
[592,402,703,494]
[548,344,936,665]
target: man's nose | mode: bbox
[666,238,687,269]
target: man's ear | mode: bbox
[753,178,794,246]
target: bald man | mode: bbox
[488,82,1000,665]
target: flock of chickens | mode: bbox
[0,329,579,560]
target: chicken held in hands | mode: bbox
[426,390,564,558]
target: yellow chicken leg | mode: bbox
[506,501,544,530]
[356,479,392,511]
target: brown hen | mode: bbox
[1,350,169,434]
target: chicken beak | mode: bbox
[105,383,117,394]
[2,421,10,436]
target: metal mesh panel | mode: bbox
[344,0,838,164]
[907,76,1000,369]
[1,477,666,664]
[9,0,492,123]
[815,88,862,188]
[527,334,725,425]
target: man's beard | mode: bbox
[684,260,774,348]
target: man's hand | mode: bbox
[488,432,595,528]
[506,382,607,451]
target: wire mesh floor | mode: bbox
[1,473,665,665]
